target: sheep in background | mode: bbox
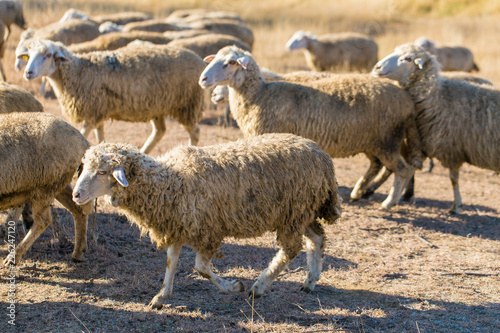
[441,71,492,86]
[98,21,123,34]
[59,8,91,22]
[92,11,153,26]
[72,134,342,308]
[167,33,252,58]
[122,19,183,33]
[0,21,5,81]
[22,39,206,154]
[187,20,254,48]
[1,112,92,266]
[165,9,243,24]
[69,31,173,53]
[200,46,423,209]
[286,31,378,72]
[0,0,26,41]
[372,43,500,213]
[414,36,479,72]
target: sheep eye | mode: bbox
[97,170,107,175]
[403,56,412,62]
[19,55,29,61]
[228,60,237,65]
[46,53,52,58]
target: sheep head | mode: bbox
[73,143,135,206]
[199,46,256,90]
[23,39,70,81]
[285,30,315,51]
[372,43,435,83]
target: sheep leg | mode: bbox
[449,167,462,214]
[362,166,392,199]
[5,206,23,224]
[380,156,414,209]
[141,117,166,154]
[194,252,245,293]
[55,184,91,262]
[80,121,96,139]
[350,156,384,201]
[149,243,183,310]
[302,221,326,293]
[94,124,105,143]
[4,203,52,267]
[39,77,47,96]
[184,123,200,146]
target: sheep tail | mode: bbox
[317,189,342,224]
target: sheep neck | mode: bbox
[399,63,440,115]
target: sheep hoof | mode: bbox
[148,296,164,310]
[300,285,313,293]
[3,254,15,268]
[232,280,245,292]
[248,289,263,299]
[448,206,461,215]
[71,257,83,263]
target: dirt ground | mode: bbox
[0,95,499,332]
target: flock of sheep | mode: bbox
[1,0,499,310]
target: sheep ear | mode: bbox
[414,58,424,69]
[203,55,216,63]
[112,167,129,187]
[54,50,68,62]
[237,55,250,69]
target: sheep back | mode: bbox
[167,33,252,58]
[0,82,43,113]
[0,112,89,209]
[69,31,173,53]
[0,0,25,30]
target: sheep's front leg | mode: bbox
[183,123,200,146]
[94,124,105,143]
[449,167,462,214]
[80,121,96,139]
[302,221,326,293]
[149,243,183,310]
[194,252,244,293]
[141,117,166,154]
[350,155,384,201]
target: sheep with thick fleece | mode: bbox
[22,39,206,154]
[1,112,92,266]
[72,134,342,308]
[0,0,26,41]
[286,31,378,72]
[69,31,173,53]
[373,43,500,213]
[200,46,423,209]
[122,19,182,33]
[187,20,254,48]
[167,33,251,58]
[414,36,479,72]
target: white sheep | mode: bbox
[373,43,500,213]
[22,39,206,154]
[414,36,479,72]
[122,19,182,33]
[0,0,26,41]
[199,46,423,209]
[286,30,378,72]
[72,133,342,308]
[166,33,251,58]
[187,20,254,48]
[98,21,124,34]
[59,8,91,22]
[1,112,92,266]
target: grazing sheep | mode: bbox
[72,134,342,308]
[92,11,153,25]
[200,46,423,209]
[187,20,254,48]
[1,112,92,266]
[414,36,479,72]
[23,39,206,154]
[0,0,26,41]
[167,33,251,58]
[286,31,378,72]
[69,31,173,53]
[165,9,243,24]
[122,19,182,33]
[372,43,500,213]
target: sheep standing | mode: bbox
[22,39,206,154]
[187,20,254,48]
[1,112,92,266]
[0,0,26,41]
[372,43,500,213]
[200,46,423,209]
[122,19,182,33]
[167,33,251,58]
[286,31,378,72]
[414,36,479,72]
[69,31,173,53]
[72,134,342,308]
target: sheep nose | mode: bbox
[200,76,207,82]
[73,192,80,199]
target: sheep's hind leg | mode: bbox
[380,155,414,210]
[141,117,166,154]
[183,123,200,146]
[449,167,462,214]
[350,155,384,201]
[194,252,244,294]
[302,221,326,293]
[149,243,183,310]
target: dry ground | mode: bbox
[1,1,500,332]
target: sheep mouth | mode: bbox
[73,193,92,206]
[199,80,215,89]
[371,70,389,78]
[24,72,39,81]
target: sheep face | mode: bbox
[73,154,129,206]
[199,47,251,89]
[15,45,28,72]
[24,40,68,81]
[372,43,428,82]
[211,85,229,104]
[285,31,311,51]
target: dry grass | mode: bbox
[0,1,499,332]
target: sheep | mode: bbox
[165,9,243,24]
[68,31,173,53]
[59,8,91,22]
[286,30,378,72]
[187,20,254,48]
[199,46,423,209]
[22,39,206,154]
[0,21,5,81]
[1,112,92,266]
[441,71,492,86]
[0,0,26,41]
[72,133,342,308]
[98,21,123,34]
[92,11,153,26]
[372,43,500,213]
[166,33,252,58]
[414,36,479,72]
[122,19,183,33]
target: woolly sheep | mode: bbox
[414,36,479,72]
[0,21,5,81]
[1,112,92,266]
[22,39,206,154]
[69,31,173,53]
[372,43,500,213]
[92,11,153,26]
[59,8,91,22]
[122,19,182,33]
[167,33,252,58]
[0,0,26,41]
[72,133,342,308]
[98,21,123,34]
[200,46,423,209]
[286,31,378,72]
[165,9,243,24]
[187,20,254,48]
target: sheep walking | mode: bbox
[1,112,92,266]
[373,43,500,213]
[286,31,378,72]
[200,46,423,209]
[22,39,206,154]
[72,134,342,308]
